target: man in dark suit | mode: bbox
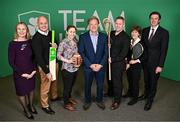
[78,16,107,110]
[141,11,169,111]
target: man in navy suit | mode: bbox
[78,16,107,110]
[141,11,169,111]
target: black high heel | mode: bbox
[28,104,38,114]
[24,110,34,120]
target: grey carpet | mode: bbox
[0,68,180,121]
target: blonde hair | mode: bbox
[14,22,31,40]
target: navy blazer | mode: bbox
[78,31,108,69]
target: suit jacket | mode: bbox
[78,31,108,70]
[142,26,169,67]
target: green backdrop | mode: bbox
[0,0,179,81]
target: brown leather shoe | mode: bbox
[64,103,76,111]
[69,98,78,105]
[111,102,120,110]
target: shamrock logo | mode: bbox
[18,10,51,36]
[28,17,38,36]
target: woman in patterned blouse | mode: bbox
[57,25,81,111]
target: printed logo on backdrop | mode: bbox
[58,10,125,40]
[18,10,125,40]
[18,10,51,36]
[58,10,125,31]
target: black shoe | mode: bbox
[51,97,61,102]
[127,98,138,105]
[96,102,105,110]
[83,103,91,111]
[138,95,147,101]
[24,110,34,120]
[28,104,38,114]
[144,101,152,111]
[42,107,55,114]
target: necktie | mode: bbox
[149,28,154,41]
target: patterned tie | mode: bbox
[149,28,154,41]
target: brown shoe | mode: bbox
[64,103,76,111]
[69,98,78,105]
[111,102,120,110]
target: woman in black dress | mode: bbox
[8,22,37,119]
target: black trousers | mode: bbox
[111,61,125,103]
[62,69,77,105]
[127,63,142,99]
[143,63,160,102]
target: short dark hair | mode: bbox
[87,16,100,24]
[131,25,142,35]
[66,25,77,31]
[149,11,161,20]
[115,16,125,21]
